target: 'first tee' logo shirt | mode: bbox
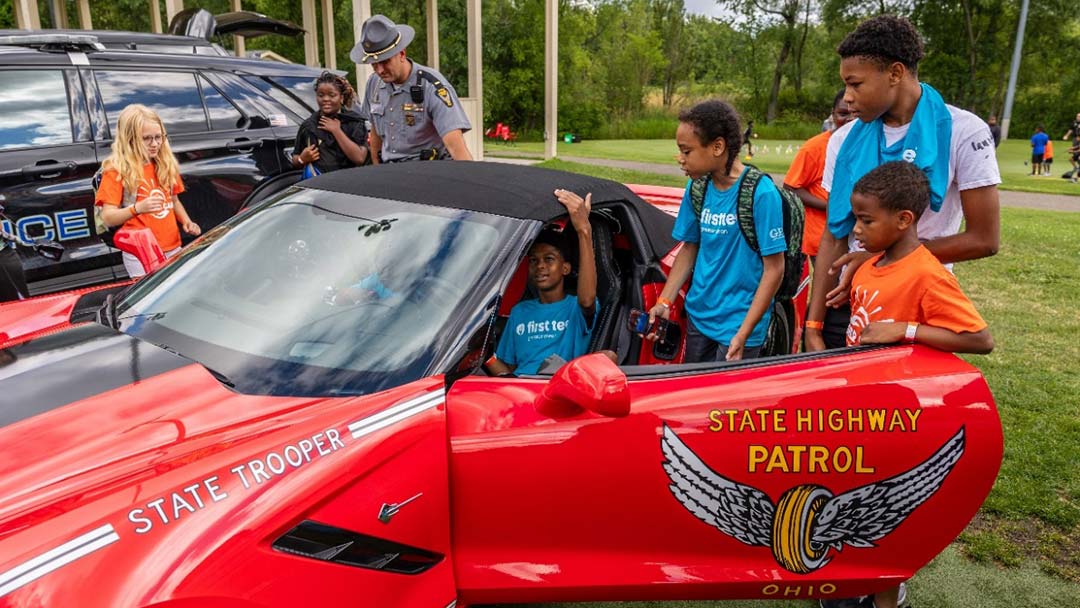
[672,169,786,346]
[496,295,597,375]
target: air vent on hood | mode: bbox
[272,520,443,575]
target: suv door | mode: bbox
[90,68,282,234]
[444,349,1003,604]
[0,68,119,294]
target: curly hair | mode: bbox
[314,71,357,109]
[853,161,930,219]
[678,99,743,175]
[837,15,924,73]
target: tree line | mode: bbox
[6,0,1079,139]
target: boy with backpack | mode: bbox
[648,99,804,361]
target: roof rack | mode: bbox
[0,33,105,52]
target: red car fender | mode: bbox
[0,374,457,608]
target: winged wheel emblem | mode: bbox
[660,424,965,573]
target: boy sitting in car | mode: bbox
[486,189,598,376]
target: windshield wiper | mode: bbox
[116,311,168,323]
[201,364,236,388]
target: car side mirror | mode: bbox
[32,239,64,261]
[533,353,630,419]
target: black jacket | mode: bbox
[294,108,370,173]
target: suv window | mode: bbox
[0,70,74,151]
[267,76,318,112]
[242,76,309,121]
[95,70,208,135]
[199,75,246,131]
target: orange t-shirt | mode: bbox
[783,130,830,256]
[95,163,185,252]
[1044,140,1054,159]
[847,245,986,346]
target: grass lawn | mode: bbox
[490,139,1080,196]
[514,159,1080,608]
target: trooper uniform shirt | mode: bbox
[361,60,471,162]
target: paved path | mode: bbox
[490,154,1080,212]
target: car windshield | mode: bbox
[115,188,521,396]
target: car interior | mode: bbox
[470,200,673,376]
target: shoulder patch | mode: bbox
[436,87,453,108]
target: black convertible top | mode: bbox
[302,161,677,258]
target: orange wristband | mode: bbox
[805,320,824,330]
[129,205,138,217]
[657,296,673,308]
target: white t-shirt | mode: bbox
[822,104,1001,251]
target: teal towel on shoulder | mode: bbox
[828,83,953,238]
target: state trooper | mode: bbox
[352,15,473,163]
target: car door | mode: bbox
[444,348,1002,604]
[90,67,281,234]
[0,67,120,293]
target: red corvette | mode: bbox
[0,162,1001,607]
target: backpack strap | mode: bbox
[689,174,709,219]
[736,164,765,254]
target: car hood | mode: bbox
[0,323,330,533]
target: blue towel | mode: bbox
[828,83,953,238]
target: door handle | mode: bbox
[226,139,264,152]
[21,161,77,179]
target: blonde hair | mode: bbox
[101,104,181,195]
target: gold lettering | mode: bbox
[833,446,852,472]
[888,409,905,431]
[763,584,779,595]
[828,410,844,432]
[797,408,813,432]
[855,446,875,473]
[767,446,790,473]
[708,409,725,432]
[738,410,756,433]
[725,409,738,430]
[809,445,829,473]
[757,409,770,431]
[868,409,887,431]
[748,445,769,472]
[820,583,837,594]
[783,586,802,596]
[848,409,864,432]
[905,408,922,432]
[788,444,806,472]
[773,409,787,432]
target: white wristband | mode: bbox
[904,322,919,343]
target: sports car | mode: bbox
[0,162,1002,607]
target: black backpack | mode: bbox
[689,164,806,355]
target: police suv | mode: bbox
[0,23,324,294]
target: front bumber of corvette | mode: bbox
[0,324,457,608]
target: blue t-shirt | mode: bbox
[495,294,597,375]
[1031,132,1049,155]
[672,169,786,346]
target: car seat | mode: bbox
[585,214,624,356]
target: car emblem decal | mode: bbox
[378,492,423,524]
[0,524,119,598]
[660,424,965,574]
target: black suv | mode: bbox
[0,27,324,294]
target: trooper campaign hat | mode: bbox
[350,15,415,64]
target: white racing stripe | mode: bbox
[0,523,119,598]
[348,389,445,440]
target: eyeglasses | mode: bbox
[141,134,165,144]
